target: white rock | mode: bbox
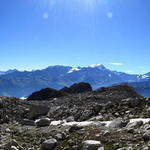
[10,146,18,150]
[83,140,102,150]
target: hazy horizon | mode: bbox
[1,63,149,75]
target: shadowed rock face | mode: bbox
[27,88,66,101]
[27,82,92,101]
[60,82,92,94]
[94,84,143,102]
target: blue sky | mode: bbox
[0,0,150,74]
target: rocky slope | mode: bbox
[1,84,150,150]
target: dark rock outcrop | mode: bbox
[27,88,66,100]
[94,84,143,103]
[60,82,92,94]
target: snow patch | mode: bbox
[68,67,81,74]
[102,121,112,127]
[89,64,102,68]
[50,120,67,126]
[50,118,150,128]
[108,74,112,77]
[141,75,149,79]
[62,121,101,127]
[130,118,150,124]
[20,97,26,100]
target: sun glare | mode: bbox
[36,0,107,11]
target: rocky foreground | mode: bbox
[1,84,150,150]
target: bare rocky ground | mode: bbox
[1,84,150,150]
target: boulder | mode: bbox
[82,140,102,150]
[0,144,5,149]
[126,121,143,129]
[21,119,35,126]
[103,130,110,136]
[98,147,105,150]
[113,143,120,149]
[41,138,57,150]
[72,145,80,150]
[66,116,75,122]
[109,118,129,128]
[28,105,49,119]
[143,131,150,141]
[10,146,18,150]
[35,118,51,127]
[89,115,103,121]
[69,125,83,133]
[54,133,63,141]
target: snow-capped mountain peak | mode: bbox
[141,74,150,79]
[68,67,81,74]
[89,64,106,70]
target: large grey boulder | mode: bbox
[80,109,93,121]
[109,118,129,128]
[66,116,75,122]
[28,105,49,119]
[98,147,105,150]
[126,121,143,129]
[41,138,57,150]
[36,118,50,127]
[54,133,63,141]
[21,119,35,126]
[82,140,102,150]
[143,131,150,141]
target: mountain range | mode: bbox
[0,64,150,97]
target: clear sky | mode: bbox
[0,0,150,74]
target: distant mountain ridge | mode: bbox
[0,64,150,97]
[0,69,18,76]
